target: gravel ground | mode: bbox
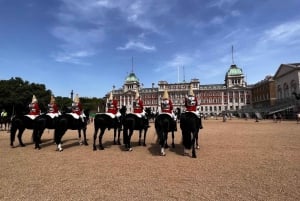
[0,118,299,201]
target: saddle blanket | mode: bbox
[25,115,38,120]
[46,113,60,118]
[68,113,86,119]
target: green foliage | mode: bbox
[0,77,105,115]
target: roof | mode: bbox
[226,64,243,76]
[125,72,139,83]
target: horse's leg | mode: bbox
[99,129,105,150]
[160,131,166,156]
[138,130,142,146]
[10,127,17,147]
[117,128,121,145]
[127,130,133,151]
[143,128,147,146]
[78,129,82,145]
[93,128,98,151]
[33,129,41,150]
[54,129,64,152]
[113,128,117,145]
[171,131,175,148]
[164,132,169,148]
[191,132,197,158]
[17,128,26,147]
[83,127,88,145]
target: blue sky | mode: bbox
[1,0,299,98]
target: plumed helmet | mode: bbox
[108,91,113,101]
[32,95,38,103]
[74,94,80,103]
[163,89,169,99]
[188,86,195,96]
[50,95,55,104]
[135,90,140,99]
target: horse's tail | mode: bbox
[182,129,192,149]
[155,115,171,146]
[54,117,68,144]
[180,113,199,149]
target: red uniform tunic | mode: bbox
[185,96,198,112]
[161,99,173,113]
[133,99,144,113]
[107,99,118,114]
[72,102,82,115]
[29,103,40,115]
[48,103,59,113]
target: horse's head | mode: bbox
[119,105,127,116]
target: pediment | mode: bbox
[274,64,295,79]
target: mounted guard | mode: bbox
[27,95,40,119]
[106,92,121,123]
[47,95,60,117]
[71,94,85,122]
[160,89,177,130]
[184,86,203,129]
[133,90,149,128]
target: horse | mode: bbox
[10,114,37,147]
[0,115,11,131]
[145,107,157,123]
[54,110,89,152]
[93,106,126,151]
[122,113,149,151]
[179,112,202,158]
[32,113,60,150]
[154,113,177,156]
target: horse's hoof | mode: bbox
[160,152,166,156]
[143,143,147,147]
[164,144,169,149]
[20,144,26,147]
[128,148,133,152]
[93,147,97,151]
[172,144,175,148]
[99,147,104,150]
[84,142,88,146]
[196,145,200,149]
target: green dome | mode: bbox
[125,72,139,82]
[226,64,243,76]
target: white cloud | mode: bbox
[117,41,156,52]
[262,20,300,44]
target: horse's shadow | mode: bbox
[118,141,144,151]
[147,142,184,156]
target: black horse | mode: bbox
[10,115,36,147]
[33,113,60,149]
[0,115,11,131]
[93,106,126,150]
[145,107,157,123]
[154,113,177,156]
[123,113,149,151]
[180,112,202,158]
[54,110,89,151]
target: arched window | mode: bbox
[277,85,282,99]
[290,80,297,93]
[283,83,289,98]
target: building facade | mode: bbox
[106,63,252,116]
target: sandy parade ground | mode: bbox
[0,118,299,201]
